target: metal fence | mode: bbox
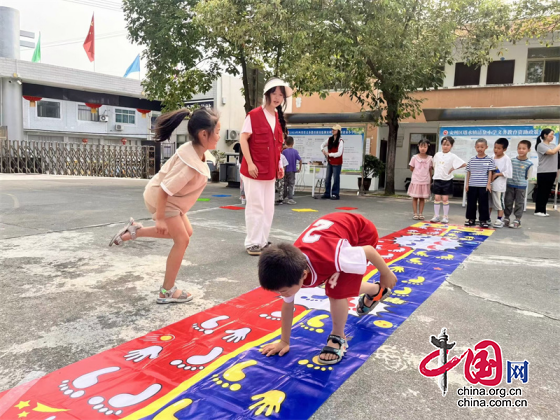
[0,139,155,179]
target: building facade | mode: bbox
[290,38,560,191]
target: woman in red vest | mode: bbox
[321,124,344,200]
[239,78,293,255]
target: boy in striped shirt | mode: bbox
[504,140,534,229]
[465,139,496,228]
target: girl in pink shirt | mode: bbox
[408,139,433,220]
[109,108,220,304]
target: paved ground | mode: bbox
[1,174,559,420]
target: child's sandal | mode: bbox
[156,285,193,304]
[418,214,425,220]
[109,217,143,246]
[356,283,393,317]
[413,214,419,220]
[318,334,348,365]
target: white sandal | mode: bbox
[109,217,143,246]
[156,285,193,304]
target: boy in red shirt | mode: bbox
[258,212,397,364]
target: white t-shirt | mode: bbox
[433,151,465,181]
[491,154,513,193]
[241,106,276,134]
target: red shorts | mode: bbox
[321,220,379,300]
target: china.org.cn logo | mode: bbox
[419,328,529,396]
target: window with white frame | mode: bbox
[115,108,136,124]
[78,104,100,121]
[526,47,560,83]
[37,101,60,118]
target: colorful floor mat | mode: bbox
[0,223,493,420]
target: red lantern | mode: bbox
[137,109,151,119]
[82,138,88,144]
[85,103,102,114]
[23,95,43,107]
[121,138,127,145]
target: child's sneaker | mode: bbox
[430,216,440,223]
[493,219,504,228]
[503,218,509,227]
[510,220,521,229]
[464,219,475,226]
[480,221,490,228]
[285,199,297,205]
[441,216,449,224]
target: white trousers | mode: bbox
[242,175,276,248]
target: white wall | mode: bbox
[22,98,150,145]
[216,75,246,152]
[443,38,552,88]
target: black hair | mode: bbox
[476,138,488,146]
[154,107,220,144]
[258,243,308,291]
[264,80,288,136]
[536,128,554,148]
[518,140,532,149]
[328,130,341,150]
[417,139,430,151]
[495,138,509,149]
[285,136,295,146]
[441,136,455,146]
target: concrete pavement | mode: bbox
[0,174,559,419]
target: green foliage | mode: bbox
[363,155,385,179]
[210,150,227,171]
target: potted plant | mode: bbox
[358,155,385,192]
[210,150,226,183]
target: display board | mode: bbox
[288,127,364,172]
[439,125,559,181]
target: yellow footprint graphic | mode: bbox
[212,360,257,391]
[402,276,425,285]
[391,266,405,273]
[154,399,192,420]
[437,254,454,260]
[416,251,429,257]
[408,258,423,265]
[393,287,412,297]
[300,314,329,333]
[298,356,334,371]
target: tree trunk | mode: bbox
[239,50,252,114]
[385,105,399,196]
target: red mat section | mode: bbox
[220,206,245,210]
[336,207,358,210]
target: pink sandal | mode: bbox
[109,217,143,246]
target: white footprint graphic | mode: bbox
[87,384,161,416]
[193,315,230,334]
[59,367,120,399]
[170,347,224,371]
[259,311,281,320]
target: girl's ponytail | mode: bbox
[154,109,192,143]
[276,105,287,136]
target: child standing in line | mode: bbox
[408,139,433,220]
[504,140,534,229]
[275,151,290,205]
[258,212,396,364]
[109,108,220,304]
[282,136,302,205]
[465,138,496,228]
[430,136,466,224]
[489,138,513,228]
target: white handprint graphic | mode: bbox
[124,346,163,363]
[222,328,251,343]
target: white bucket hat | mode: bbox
[332,124,342,131]
[263,77,293,98]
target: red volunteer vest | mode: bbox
[240,107,284,181]
[328,139,343,166]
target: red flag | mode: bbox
[83,14,95,62]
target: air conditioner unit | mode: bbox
[115,124,124,131]
[100,115,109,122]
[226,129,239,141]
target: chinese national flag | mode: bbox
[83,14,95,62]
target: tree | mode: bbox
[123,0,228,110]
[195,0,312,113]
[286,0,515,195]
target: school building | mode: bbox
[289,38,560,192]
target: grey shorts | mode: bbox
[489,190,504,211]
